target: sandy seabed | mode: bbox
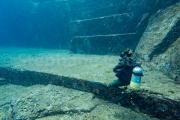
[0,47,179,119]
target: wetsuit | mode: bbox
[108,57,136,87]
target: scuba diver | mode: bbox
[108,48,137,88]
[91,48,142,103]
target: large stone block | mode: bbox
[146,37,180,78]
[69,1,121,20]
[70,34,137,55]
[135,3,180,78]
[0,67,180,120]
[69,0,178,20]
[69,0,179,55]
[135,3,180,60]
[68,0,126,20]
[69,13,150,55]
[70,13,136,37]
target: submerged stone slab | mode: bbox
[70,34,138,55]
[0,47,180,119]
[135,3,180,60]
[0,67,180,120]
[69,13,150,55]
[0,84,158,120]
[0,47,117,84]
[69,0,178,21]
[37,104,158,120]
[69,0,127,20]
[70,13,136,36]
[0,47,180,100]
[0,84,104,119]
[68,0,179,49]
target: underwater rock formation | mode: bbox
[135,3,180,78]
[69,0,179,55]
[0,67,180,119]
[70,34,137,55]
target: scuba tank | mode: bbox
[130,62,143,89]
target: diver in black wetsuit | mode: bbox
[108,48,136,88]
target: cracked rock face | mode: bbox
[11,85,102,119]
[149,37,180,78]
[0,84,103,119]
[135,3,180,78]
[37,104,158,120]
[135,3,180,59]
[0,84,159,120]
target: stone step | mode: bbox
[69,13,150,55]
[70,33,138,55]
[68,0,174,21]
[70,6,123,21]
[0,77,8,85]
[0,67,180,120]
[70,13,137,37]
[69,2,127,20]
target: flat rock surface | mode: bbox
[0,47,117,84]
[0,47,180,101]
[0,84,104,119]
[0,84,158,119]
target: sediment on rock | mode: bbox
[0,67,180,120]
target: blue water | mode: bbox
[0,0,69,48]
